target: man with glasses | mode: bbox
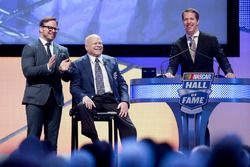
[21,16,72,151]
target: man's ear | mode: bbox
[39,26,43,33]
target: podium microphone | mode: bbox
[159,48,190,77]
[189,44,222,78]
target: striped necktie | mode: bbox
[190,37,197,62]
[95,58,105,95]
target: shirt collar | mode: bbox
[39,37,53,46]
[88,54,103,64]
[186,30,200,39]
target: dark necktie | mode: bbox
[95,58,105,95]
[190,37,197,62]
[45,42,52,57]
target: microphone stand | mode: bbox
[189,47,222,78]
[159,48,190,77]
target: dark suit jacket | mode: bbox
[70,54,129,105]
[167,32,234,76]
[21,39,70,107]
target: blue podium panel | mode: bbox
[130,78,250,150]
[131,78,250,103]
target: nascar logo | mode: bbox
[178,73,214,114]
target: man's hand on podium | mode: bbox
[165,72,175,78]
[225,72,236,78]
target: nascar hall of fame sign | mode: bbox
[178,72,214,114]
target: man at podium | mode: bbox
[164,8,236,145]
[165,8,235,79]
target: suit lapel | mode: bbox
[53,44,61,71]
[83,55,95,87]
[37,40,50,62]
[102,58,113,82]
[195,32,207,63]
[53,43,59,56]
[180,36,194,64]
[196,32,206,51]
[102,57,116,93]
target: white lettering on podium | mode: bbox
[185,82,208,89]
[181,96,205,104]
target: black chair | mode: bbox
[69,105,118,153]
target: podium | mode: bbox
[130,77,250,150]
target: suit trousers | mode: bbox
[76,93,137,143]
[26,90,62,151]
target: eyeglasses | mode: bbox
[42,25,59,31]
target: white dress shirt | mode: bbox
[88,54,112,94]
[186,31,200,48]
